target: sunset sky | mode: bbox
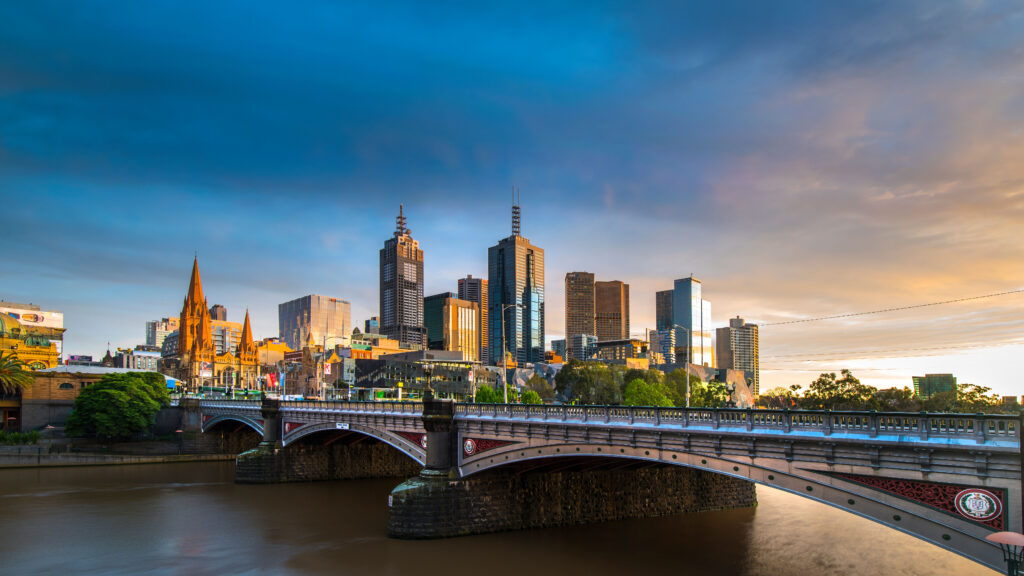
[2,2,1022,394]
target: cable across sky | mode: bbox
[761,288,1024,326]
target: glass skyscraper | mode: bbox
[278,294,352,351]
[488,200,545,365]
[672,276,714,367]
[379,205,425,346]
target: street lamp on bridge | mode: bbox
[987,532,1024,576]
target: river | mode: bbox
[0,462,996,576]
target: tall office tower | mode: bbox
[564,272,595,359]
[595,280,629,341]
[380,204,425,346]
[488,196,545,365]
[656,290,674,331]
[209,304,227,321]
[458,275,489,363]
[672,276,714,367]
[278,295,352,351]
[650,328,677,365]
[716,316,759,395]
[424,292,480,361]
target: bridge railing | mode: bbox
[453,404,1019,443]
[279,400,424,414]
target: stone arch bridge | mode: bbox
[178,396,1021,572]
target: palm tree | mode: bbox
[0,352,33,396]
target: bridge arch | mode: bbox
[283,421,426,466]
[459,441,1005,571]
[202,414,264,436]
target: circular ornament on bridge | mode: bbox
[420,435,428,449]
[463,438,477,456]
[954,489,1001,521]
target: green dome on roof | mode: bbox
[0,314,24,338]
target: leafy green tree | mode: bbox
[65,372,170,440]
[756,386,798,409]
[525,374,555,401]
[474,385,501,403]
[623,378,672,407]
[688,379,730,408]
[802,370,874,410]
[870,387,920,412]
[922,383,1003,413]
[0,351,33,396]
[663,369,702,407]
[521,390,543,405]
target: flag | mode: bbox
[324,363,331,375]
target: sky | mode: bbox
[1,2,1022,395]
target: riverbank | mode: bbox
[0,444,237,469]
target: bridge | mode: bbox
[178,396,1022,572]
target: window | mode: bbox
[59,383,74,390]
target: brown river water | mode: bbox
[0,462,995,576]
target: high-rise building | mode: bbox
[488,197,545,365]
[595,280,629,342]
[278,295,352,351]
[672,276,714,367]
[569,333,598,361]
[145,317,180,348]
[364,316,380,334]
[380,205,425,346]
[716,317,759,395]
[209,304,227,321]
[564,272,595,359]
[650,328,677,365]
[551,339,567,360]
[913,374,957,399]
[656,290,674,331]
[424,292,479,362]
[458,275,489,363]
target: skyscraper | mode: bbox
[278,295,352,351]
[672,276,714,367]
[595,280,629,341]
[380,205,425,346]
[656,289,674,331]
[458,275,488,363]
[716,316,759,395]
[564,272,595,359]
[209,304,227,321]
[489,196,545,365]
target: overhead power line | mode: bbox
[761,288,1024,326]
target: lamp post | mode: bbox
[670,324,692,408]
[987,532,1024,576]
[501,303,523,405]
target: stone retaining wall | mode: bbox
[236,440,422,484]
[389,464,757,538]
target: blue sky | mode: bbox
[2,2,1023,394]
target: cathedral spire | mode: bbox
[186,256,205,306]
[237,309,257,360]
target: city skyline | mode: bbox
[2,3,1022,394]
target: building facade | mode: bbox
[488,200,545,365]
[424,292,480,362]
[564,272,595,360]
[209,304,227,321]
[114,346,162,371]
[595,338,648,361]
[457,275,489,364]
[569,333,598,361]
[650,328,677,365]
[655,290,674,331]
[672,276,714,367]
[278,294,352,351]
[145,317,180,348]
[595,280,629,342]
[0,313,60,371]
[716,316,760,395]
[380,205,425,346]
[1,302,65,357]
[364,316,380,334]
[913,374,957,399]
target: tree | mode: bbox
[663,369,702,407]
[521,390,543,405]
[623,378,672,407]
[922,383,1003,413]
[525,374,555,401]
[688,379,730,408]
[65,372,170,440]
[0,352,33,396]
[803,370,874,410]
[474,385,501,403]
[756,387,798,409]
[870,387,920,412]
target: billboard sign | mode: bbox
[200,361,213,378]
[0,307,64,329]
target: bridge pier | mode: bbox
[387,394,757,538]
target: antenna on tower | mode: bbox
[396,204,408,236]
[512,187,521,237]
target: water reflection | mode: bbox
[0,463,995,576]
